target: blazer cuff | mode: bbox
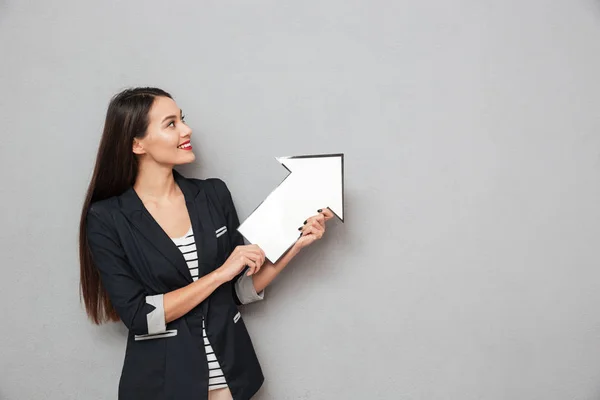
[234,273,265,305]
[145,294,166,334]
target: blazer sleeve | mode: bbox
[86,206,167,336]
[212,178,265,305]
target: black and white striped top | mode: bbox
[171,224,264,391]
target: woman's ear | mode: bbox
[132,138,146,155]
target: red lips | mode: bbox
[178,140,192,150]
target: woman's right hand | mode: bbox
[216,244,266,282]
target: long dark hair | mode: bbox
[78,87,172,324]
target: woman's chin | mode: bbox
[176,153,196,165]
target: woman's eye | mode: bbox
[168,121,175,127]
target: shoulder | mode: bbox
[205,177,229,194]
[88,196,119,215]
[188,176,231,200]
[86,197,120,230]
[175,168,229,193]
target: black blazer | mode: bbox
[85,169,264,400]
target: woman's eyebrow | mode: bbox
[161,110,183,123]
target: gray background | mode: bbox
[2,1,600,399]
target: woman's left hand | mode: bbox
[292,207,335,252]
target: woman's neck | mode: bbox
[133,163,180,204]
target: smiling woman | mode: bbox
[131,95,195,166]
[78,87,333,400]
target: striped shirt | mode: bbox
[170,224,264,391]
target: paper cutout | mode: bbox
[238,153,344,263]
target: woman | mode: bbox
[78,87,333,400]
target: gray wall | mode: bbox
[2,1,600,399]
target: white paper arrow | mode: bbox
[237,153,344,263]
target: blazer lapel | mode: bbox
[180,175,218,281]
[118,169,218,285]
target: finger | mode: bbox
[301,221,316,235]
[308,219,325,234]
[302,216,323,232]
[246,263,257,276]
[300,224,309,236]
[254,245,266,266]
[314,223,325,238]
[249,250,264,269]
[303,225,320,240]
[250,245,265,259]
[254,261,262,274]
[309,224,324,239]
[303,226,318,241]
[251,260,261,274]
[243,251,262,268]
[242,256,257,273]
[243,245,266,266]
[251,250,266,269]
[315,213,326,228]
[243,246,264,261]
[242,255,256,268]
[317,207,333,220]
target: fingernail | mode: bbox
[298,227,302,230]
[317,209,322,212]
[303,220,307,224]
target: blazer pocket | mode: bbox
[134,329,178,341]
[233,311,241,324]
[215,225,227,238]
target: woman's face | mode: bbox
[132,96,195,166]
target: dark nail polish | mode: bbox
[303,220,307,224]
[317,209,322,212]
[298,227,302,230]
